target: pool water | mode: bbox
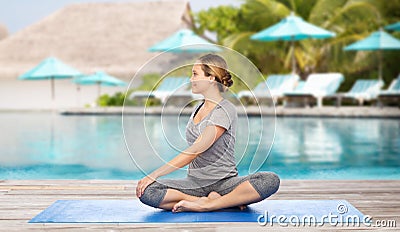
[0,112,399,180]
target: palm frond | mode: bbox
[222,31,255,49]
[325,1,381,30]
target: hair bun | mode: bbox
[221,71,233,88]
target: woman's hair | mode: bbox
[197,54,233,92]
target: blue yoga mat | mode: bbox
[30,200,365,223]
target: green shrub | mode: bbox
[97,94,110,107]
[90,73,163,107]
[96,91,136,107]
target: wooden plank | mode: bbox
[0,180,398,231]
[0,185,125,190]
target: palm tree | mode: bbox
[218,0,384,78]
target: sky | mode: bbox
[0,0,242,34]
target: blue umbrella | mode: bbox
[18,57,82,100]
[386,22,400,31]
[148,29,220,53]
[251,12,336,73]
[73,71,127,99]
[344,30,400,80]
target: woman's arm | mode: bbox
[136,125,226,197]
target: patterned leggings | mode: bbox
[139,172,280,208]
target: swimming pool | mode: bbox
[0,112,399,180]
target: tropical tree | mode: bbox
[195,5,240,42]
[194,0,400,89]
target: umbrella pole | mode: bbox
[378,49,383,81]
[76,85,81,107]
[51,77,55,99]
[291,39,296,74]
[50,110,55,158]
[97,82,101,107]
[51,77,55,110]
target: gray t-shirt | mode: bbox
[185,98,238,180]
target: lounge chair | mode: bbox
[130,77,191,104]
[237,74,299,105]
[294,80,305,91]
[283,73,344,107]
[378,75,400,107]
[165,90,203,107]
[338,79,384,106]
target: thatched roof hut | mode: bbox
[0,0,192,80]
[0,24,8,40]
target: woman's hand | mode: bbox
[136,175,156,198]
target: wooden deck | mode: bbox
[0,180,399,231]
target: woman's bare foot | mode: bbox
[208,191,247,211]
[207,191,221,199]
[171,193,215,212]
[188,192,220,206]
[172,191,247,212]
[193,196,209,205]
[172,199,210,212]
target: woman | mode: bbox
[136,54,280,212]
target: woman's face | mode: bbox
[190,64,213,94]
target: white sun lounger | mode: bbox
[284,73,344,107]
[378,75,400,107]
[238,74,299,105]
[340,79,384,105]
